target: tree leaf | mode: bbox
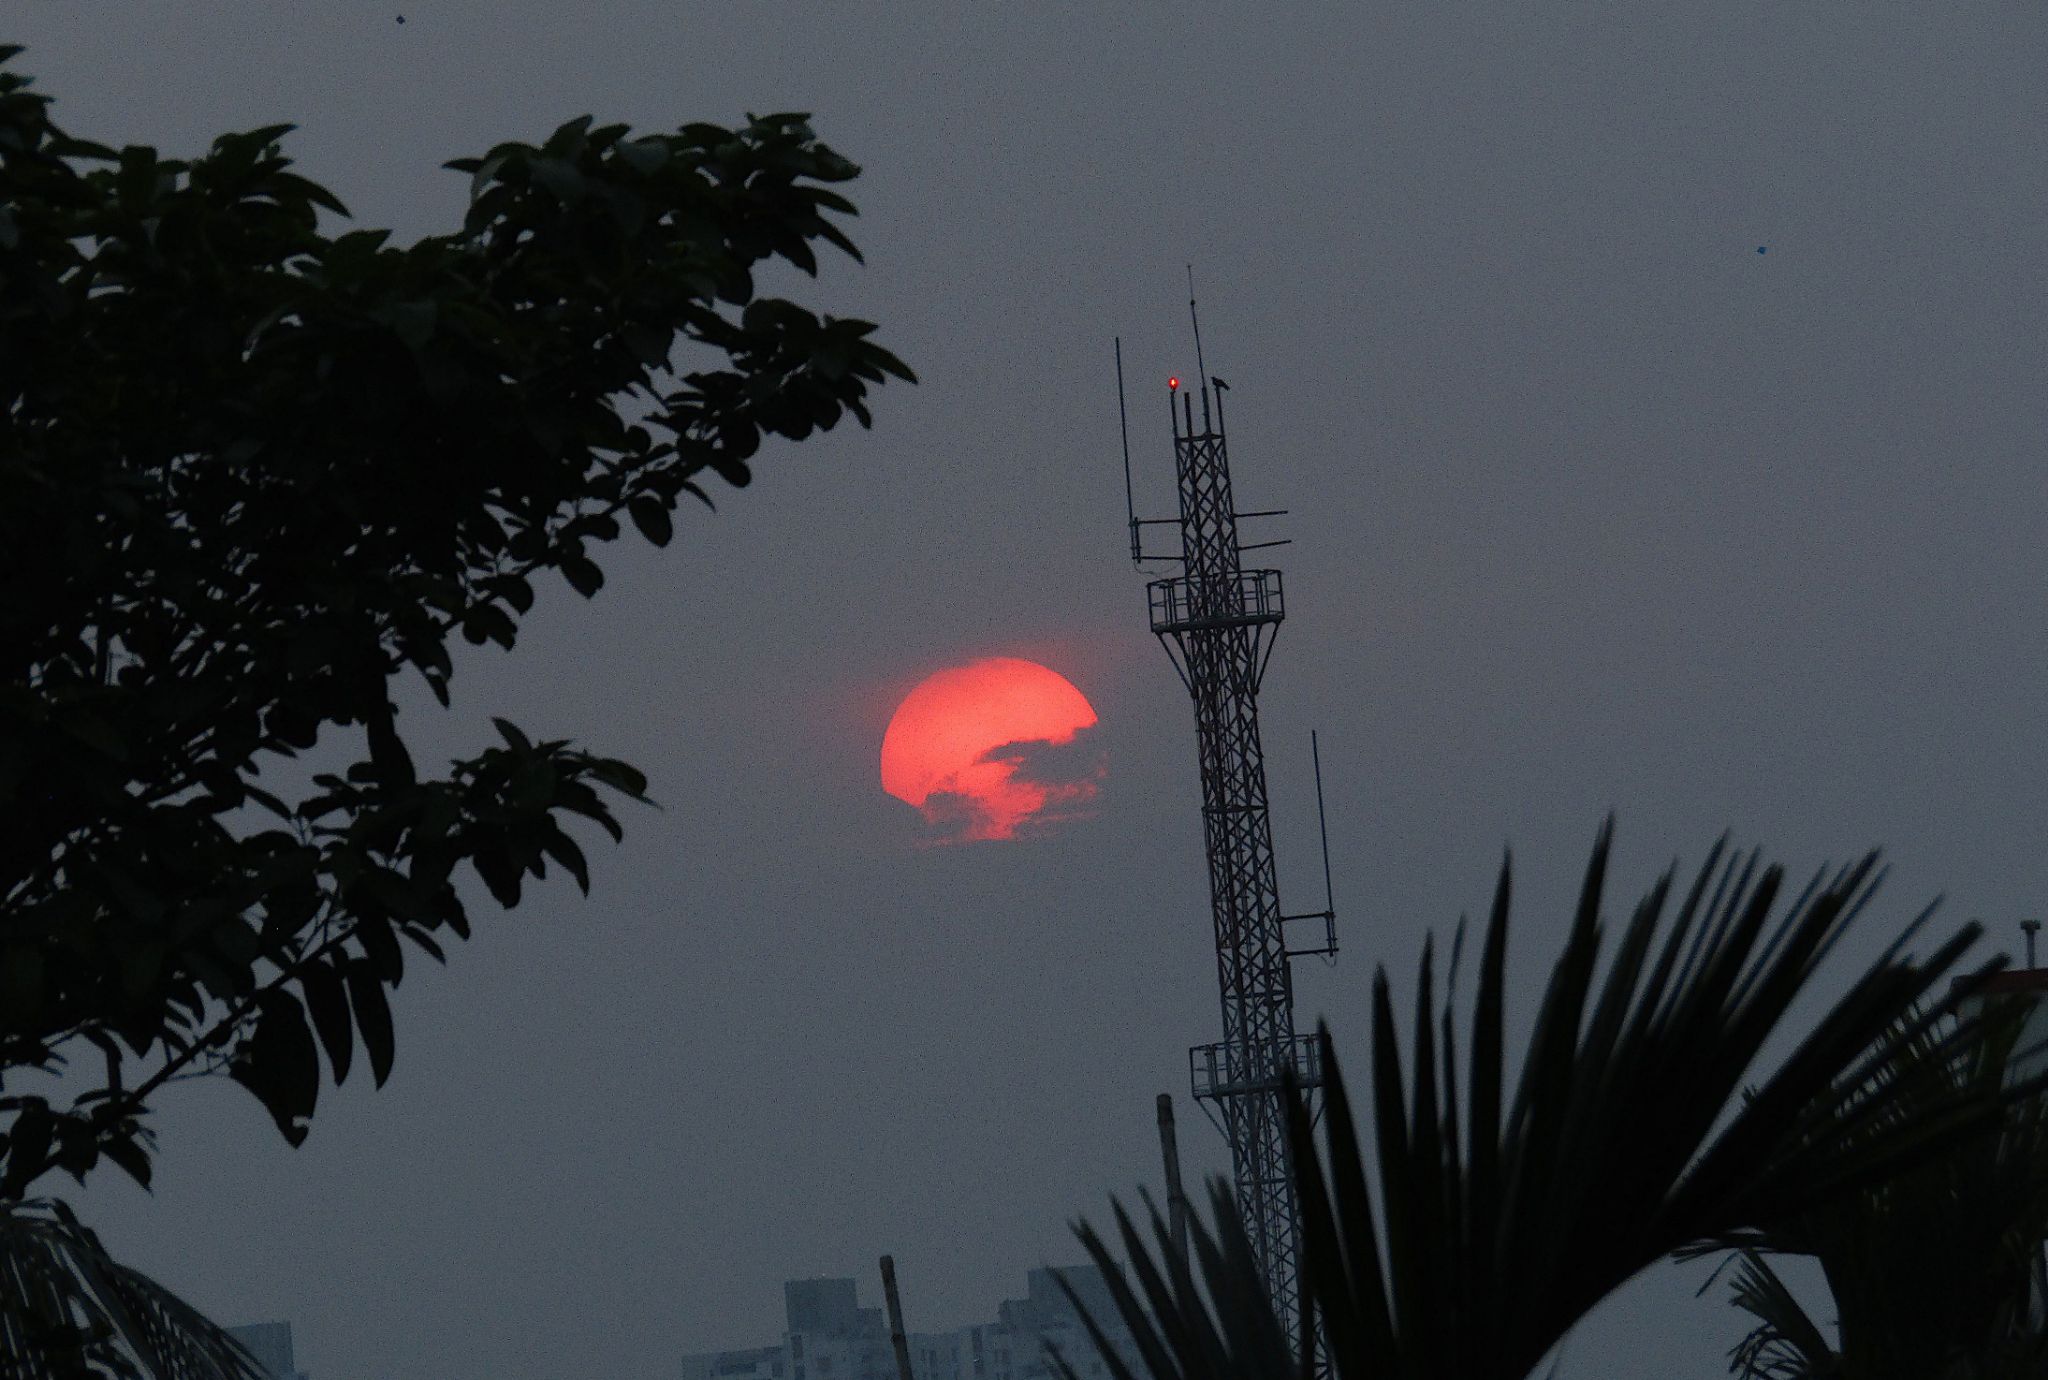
[2,1099,53,1199]
[354,914,406,985]
[346,962,396,1089]
[299,959,354,1087]
[99,1134,153,1192]
[628,496,673,547]
[541,827,591,894]
[228,990,319,1147]
[561,555,604,597]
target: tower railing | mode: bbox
[1189,1034,1324,1101]
[1148,570,1284,635]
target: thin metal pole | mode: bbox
[1312,731,1335,920]
[880,1255,915,1380]
[1117,338,1139,562]
[1187,265,1211,434]
[1156,1094,1191,1289]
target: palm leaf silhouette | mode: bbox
[0,1200,268,1380]
[1712,998,2048,1380]
[1060,825,2001,1380]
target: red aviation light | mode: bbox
[1168,376,1180,390]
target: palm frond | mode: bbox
[1069,825,1997,1380]
[1714,998,2048,1380]
[1721,1251,1837,1380]
[0,1200,267,1380]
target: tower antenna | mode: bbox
[1284,730,1340,963]
[1123,294,1338,1370]
[1313,731,1335,924]
[1116,337,1140,563]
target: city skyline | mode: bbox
[683,1266,1142,1380]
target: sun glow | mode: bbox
[880,657,1103,843]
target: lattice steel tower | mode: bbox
[1117,288,1337,1353]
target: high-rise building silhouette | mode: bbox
[228,1321,308,1380]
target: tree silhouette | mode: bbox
[0,41,908,1212]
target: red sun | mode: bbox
[881,657,1103,843]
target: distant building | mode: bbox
[228,1321,308,1380]
[683,1267,1144,1380]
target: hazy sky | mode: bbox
[14,4,2048,1378]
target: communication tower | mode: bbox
[1117,282,1337,1355]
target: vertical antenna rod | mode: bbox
[1313,731,1336,922]
[1117,338,1140,563]
[1187,265,1211,432]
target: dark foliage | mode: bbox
[0,45,912,1203]
[0,1200,268,1379]
[1060,826,2006,1380]
[1711,1001,2048,1380]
